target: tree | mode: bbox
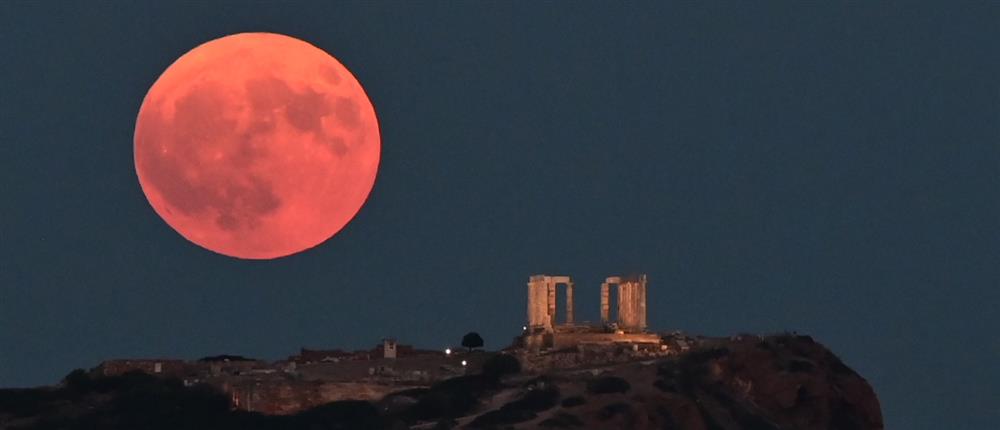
[461,332,484,352]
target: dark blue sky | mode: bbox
[1,3,997,428]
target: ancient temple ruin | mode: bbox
[521,274,660,351]
[526,275,574,331]
[600,275,648,332]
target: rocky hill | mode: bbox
[0,334,881,429]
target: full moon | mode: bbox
[134,33,380,259]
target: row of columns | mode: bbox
[529,274,648,333]
[526,275,574,331]
[599,275,648,332]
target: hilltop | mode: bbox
[0,333,881,430]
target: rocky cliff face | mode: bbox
[690,335,883,430]
[409,334,883,430]
[0,334,882,430]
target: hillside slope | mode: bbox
[445,334,882,429]
[0,334,881,430]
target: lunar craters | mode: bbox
[138,82,283,233]
[134,33,380,259]
[140,74,363,235]
[244,76,358,156]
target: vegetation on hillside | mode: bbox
[0,335,883,430]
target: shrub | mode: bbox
[506,387,559,413]
[598,402,631,420]
[481,354,521,380]
[653,379,678,393]
[787,358,816,373]
[108,376,230,425]
[466,386,559,428]
[683,347,730,365]
[586,376,631,395]
[0,388,58,418]
[467,408,536,428]
[62,369,91,391]
[540,412,584,428]
[294,400,385,430]
[404,375,489,422]
[433,418,458,429]
[560,396,586,408]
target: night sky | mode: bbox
[1,3,997,428]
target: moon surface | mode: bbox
[134,33,380,259]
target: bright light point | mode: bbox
[445,348,452,356]
[522,326,527,331]
[461,360,468,367]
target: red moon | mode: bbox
[134,33,380,259]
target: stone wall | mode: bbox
[95,359,189,378]
[515,341,673,372]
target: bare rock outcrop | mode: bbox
[442,334,882,430]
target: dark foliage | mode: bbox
[22,371,233,430]
[653,378,679,393]
[505,386,559,413]
[466,407,536,428]
[391,387,430,398]
[655,347,731,396]
[787,358,816,373]
[0,336,880,430]
[481,354,521,380]
[709,389,781,430]
[461,332,484,351]
[586,376,631,395]
[0,388,58,418]
[683,347,730,364]
[0,371,399,430]
[403,375,490,423]
[657,359,679,378]
[771,333,814,345]
[560,396,586,408]
[699,403,727,430]
[831,400,867,430]
[539,412,584,428]
[824,350,857,376]
[466,385,559,428]
[293,400,386,430]
[394,360,548,425]
[655,404,679,430]
[62,369,90,391]
[432,418,458,429]
[597,402,631,420]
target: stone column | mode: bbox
[619,281,639,331]
[638,276,647,331]
[547,279,556,328]
[617,283,627,328]
[633,282,641,330]
[526,281,534,327]
[629,282,637,328]
[600,283,609,323]
[565,282,574,325]
[527,277,552,331]
[633,282,640,329]
[621,282,629,329]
